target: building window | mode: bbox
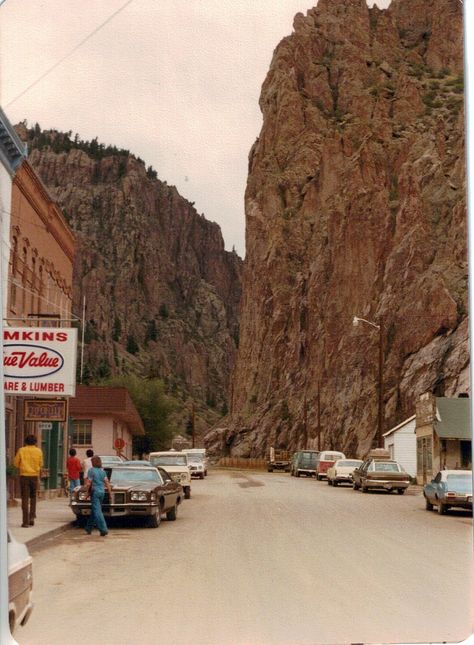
[72,420,92,446]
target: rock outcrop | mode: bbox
[208,0,467,457]
[18,126,242,427]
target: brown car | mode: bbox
[70,465,183,527]
[352,459,410,494]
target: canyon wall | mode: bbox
[207,0,468,457]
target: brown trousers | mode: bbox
[20,476,38,525]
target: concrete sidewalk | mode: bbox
[7,495,76,550]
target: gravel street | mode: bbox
[17,470,473,645]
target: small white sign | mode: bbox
[38,422,53,431]
[3,327,78,396]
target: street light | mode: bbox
[353,316,384,448]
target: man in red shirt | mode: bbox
[66,448,82,495]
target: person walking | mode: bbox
[13,434,43,527]
[84,455,112,536]
[66,448,82,495]
[81,449,94,484]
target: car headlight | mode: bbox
[78,491,89,501]
[130,491,148,501]
[150,493,157,501]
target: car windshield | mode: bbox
[100,456,122,463]
[446,475,472,492]
[186,454,203,462]
[110,468,160,483]
[150,455,188,466]
[338,460,362,467]
[322,454,342,461]
[371,462,400,472]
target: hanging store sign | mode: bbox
[3,327,78,396]
[24,400,68,422]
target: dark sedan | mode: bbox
[70,465,183,527]
[352,458,410,494]
[423,470,472,515]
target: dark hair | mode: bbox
[91,456,102,468]
[25,434,37,446]
[69,448,77,456]
[86,449,94,458]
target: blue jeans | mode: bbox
[69,478,80,495]
[85,491,108,534]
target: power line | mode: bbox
[5,0,135,108]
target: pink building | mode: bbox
[69,386,144,460]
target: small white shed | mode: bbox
[383,415,416,477]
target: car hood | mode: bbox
[111,482,158,492]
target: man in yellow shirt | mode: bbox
[14,434,44,527]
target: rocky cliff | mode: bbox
[18,126,242,429]
[207,0,468,457]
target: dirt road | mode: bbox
[17,470,473,645]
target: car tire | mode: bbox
[437,501,447,515]
[361,485,368,493]
[425,497,433,511]
[166,504,178,521]
[200,473,204,479]
[296,471,300,477]
[316,474,321,481]
[327,478,331,485]
[147,511,161,528]
[184,486,191,500]
[267,468,273,473]
[353,482,359,490]
[333,480,338,487]
[397,488,405,495]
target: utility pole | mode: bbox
[377,319,384,449]
[303,393,307,448]
[192,402,195,448]
[317,382,321,451]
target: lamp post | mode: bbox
[353,316,384,448]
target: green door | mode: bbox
[41,422,64,490]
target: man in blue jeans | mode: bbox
[84,455,112,536]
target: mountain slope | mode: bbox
[207,0,467,457]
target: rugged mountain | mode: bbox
[18,125,242,430]
[207,0,467,457]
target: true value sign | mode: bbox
[3,327,78,396]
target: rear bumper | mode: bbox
[334,475,353,483]
[364,479,410,490]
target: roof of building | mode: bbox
[69,385,145,436]
[434,397,471,440]
[383,414,416,438]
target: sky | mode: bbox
[0,0,390,257]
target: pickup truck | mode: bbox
[267,447,291,472]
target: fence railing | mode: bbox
[217,457,267,470]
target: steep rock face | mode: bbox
[20,128,242,421]
[208,0,467,457]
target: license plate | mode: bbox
[81,509,91,516]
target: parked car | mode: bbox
[315,450,346,480]
[423,470,473,515]
[185,448,209,476]
[326,459,363,486]
[97,455,126,467]
[183,451,206,479]
[149,451,192,499]
[352,458,410,494]
[70,465,183,527]
[291,450,320,477]
[8,530,33,634]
